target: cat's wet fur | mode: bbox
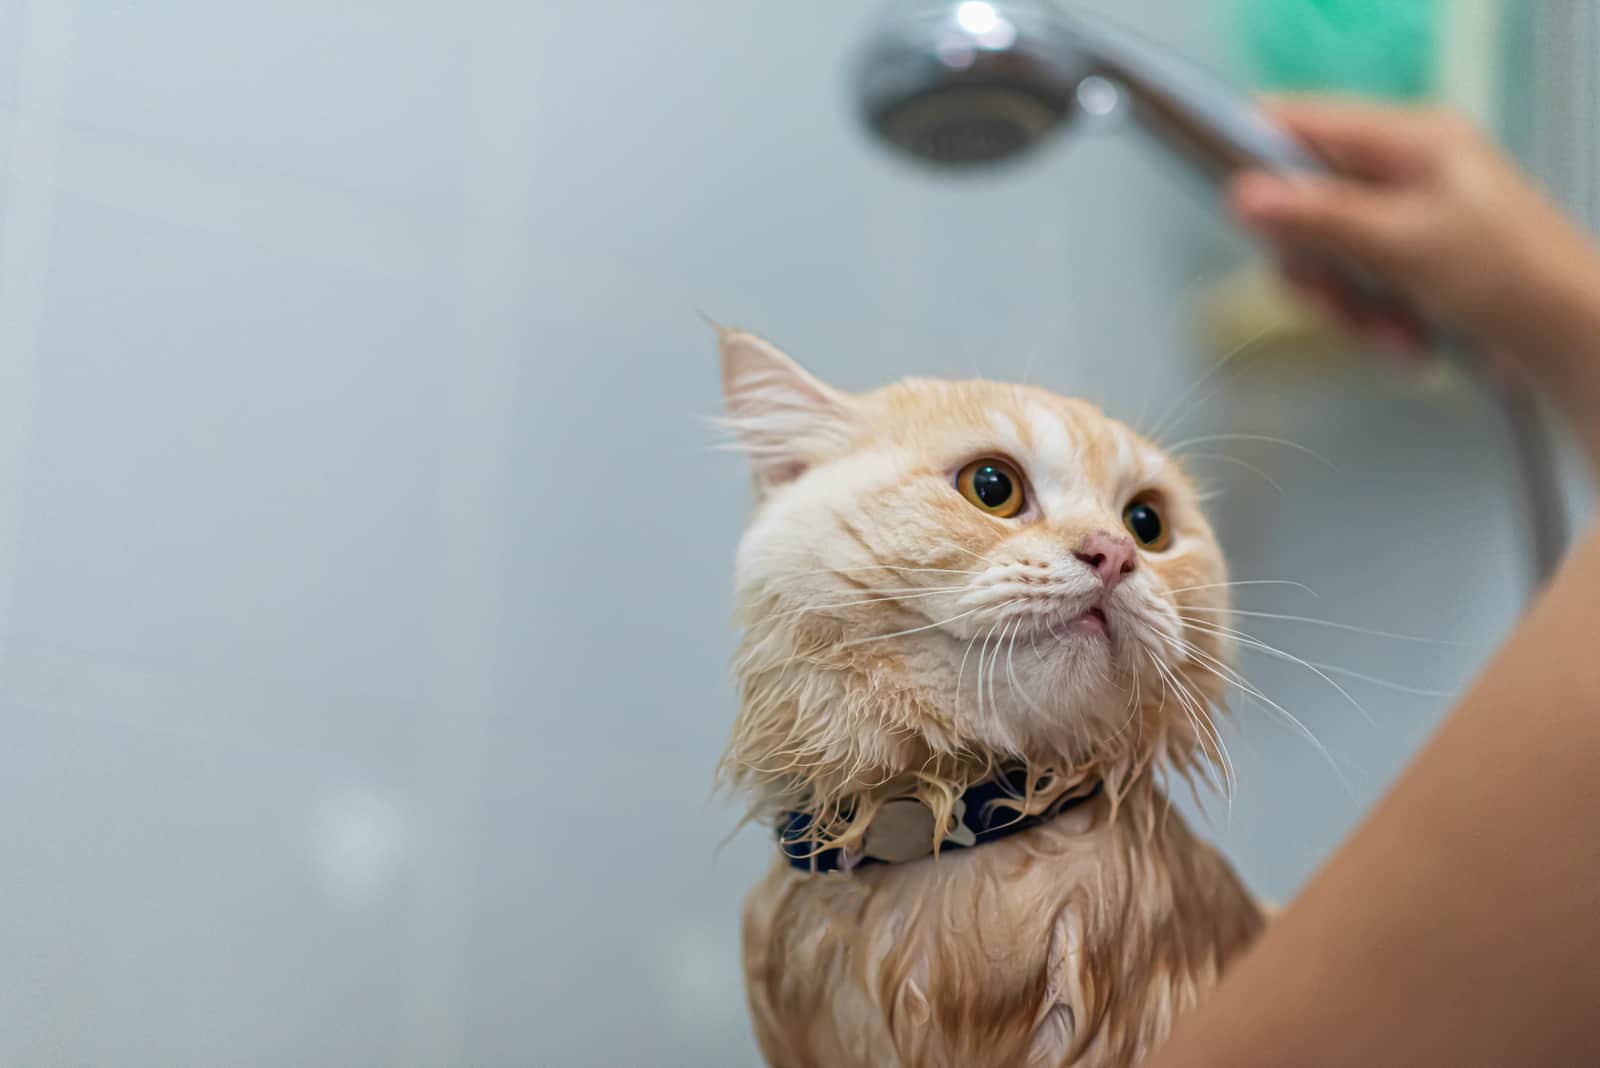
[716,328,1264,1067]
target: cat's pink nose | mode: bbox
[1075,533,1137,589]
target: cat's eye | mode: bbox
[956,458,1026,518]
[1123,496,1171,551]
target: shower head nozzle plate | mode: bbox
[855,1,1092,167]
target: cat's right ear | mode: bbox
[717,327,854,488]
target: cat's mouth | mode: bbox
[1071,606,1109,633]
[1057,605,1110,639]
[1025,601,1113,644]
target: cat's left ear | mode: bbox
[718,327,855,487]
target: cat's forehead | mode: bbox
[862,378,1164,479]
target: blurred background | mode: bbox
[0,1,1592,1064]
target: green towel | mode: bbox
[1234,0,1439,99]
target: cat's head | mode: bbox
[717,328,1231,842]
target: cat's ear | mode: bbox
[718,327,854,487]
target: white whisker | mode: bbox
[839,604,993,648]
[1179,616,1375,726]
[772,564,983,579]
[1167,579,1320,599]
[767,588,969,621]
[975,616,1007,726]
[1175,637,1351,793]
[1102,644,1143,749]
[1144,325,1271,443]
[1305,660,1455,699]
[1004,623,1025,710]
[1167,433,1336,470]
[942,544,1003,568]
[1177,606,1469,646]
[1178,451,1285,494]
[1152,653,1235,800]
[979,617,1004,725]
[955,627,984,722]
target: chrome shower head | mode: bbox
[855,0,1324,181]
[855,0,1089,166]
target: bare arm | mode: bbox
[1149,527,1600,1066]
[1147,99,1600,1066]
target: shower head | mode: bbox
[854,0,1086,166]
[855,0,1325,181]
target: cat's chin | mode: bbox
[963,638,1133,749]
[1026,619,1121,675]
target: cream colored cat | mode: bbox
[716,327,1264,1068]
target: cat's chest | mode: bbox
[740,808,1263,1068]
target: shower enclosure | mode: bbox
[0,2,1574,1065]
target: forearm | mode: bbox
[1477,227,1600,472]
[1149,525,1600,1068]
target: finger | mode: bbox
[1362,318,1433,364]
[1277,255,1432,362]
[1281,261,1357,321]
[1258,94,1436,181]
[1231,172,1412,271]
[1280,260,1377,334]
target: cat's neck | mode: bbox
[726,617,1202,864]
[778,773,1106,872]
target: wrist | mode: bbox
[1475,233,1600,394]
[1476,240,1600,472]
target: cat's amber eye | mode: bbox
[1122,495,1171,551]
[956,458,1026,518]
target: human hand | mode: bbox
[1230,96,1600,385]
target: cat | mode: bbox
[715,326,1265,1068]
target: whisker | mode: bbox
[975,620,1000,727]
[1303,660,1455,699]
[973,614,1010,724]
[1179,617,1375,726]
[941,544,1003,568]
[1175,638,1351,792]
[986,620,1011,723]
[1102,645,1144,749]
[955,628,984,723]
[1018,332,1052,387]
[791,584,969,601]
[1004,622,1038,713]
[1144,325,1271,443]
[974,613,1015,726]
[1167,433,1336,470]
[765,588,970,622]
[1152,653,1235,799]
[1153,381,1228,444]
[1155,658,1226,800]
[1177,451,1285,495]
[1177,606,1470,646]
[1131,641,1143,696]
[839,604,994,648]
[770,564,983,579]
[1168,579,1320,599]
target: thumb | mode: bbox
[1230,172,1410,269]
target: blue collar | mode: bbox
[777,772,1103,874]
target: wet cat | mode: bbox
[716,327,1263,1067]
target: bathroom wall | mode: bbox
[0,1,1549,1065]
